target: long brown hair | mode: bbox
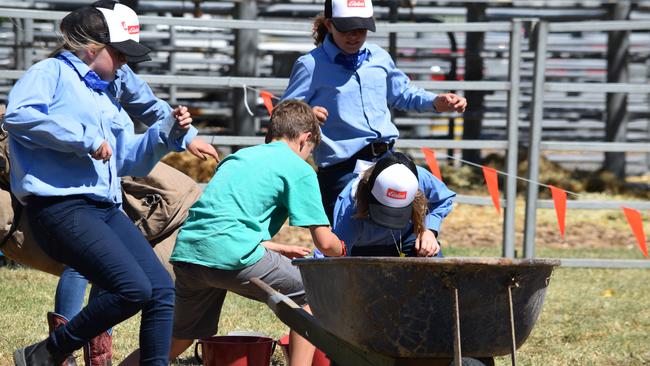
[312,13,329,46]
[353,163,428,235]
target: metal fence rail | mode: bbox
[525,19,650,268]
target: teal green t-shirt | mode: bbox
[170,141,329,270]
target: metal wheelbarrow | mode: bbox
[252,256,559,366]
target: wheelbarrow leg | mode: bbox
[507,278,519,366]
[451,287,462,366]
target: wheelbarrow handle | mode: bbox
[249,277,399,366]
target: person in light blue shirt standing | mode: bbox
[5,2,191,365]
[282,0,467,222]
[333,152,455,257]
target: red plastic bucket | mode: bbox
[194,335,276,366]
[278,335,330,366]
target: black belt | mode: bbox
[319,140,395,173]
[354,140,395,161]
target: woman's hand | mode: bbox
[91,141,112,162]
[312,106,329,125]
[434,93,467,113]
[414,230,440,257]
[172,105,193,130]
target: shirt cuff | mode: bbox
[89,136,105,155]
[160,114,191,151]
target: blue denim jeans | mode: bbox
[56,267,112,335]
[26,195,174,365]
[55,267,89,320]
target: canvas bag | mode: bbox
[121,161,202,244]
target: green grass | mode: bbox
[1,255,649,366]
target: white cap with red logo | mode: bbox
[368,163,419,229]
[95,2,151,63]
[325,0,376,32]
[370,164,418,209]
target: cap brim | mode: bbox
[331,17,376,32]
[111,40,151,63]
[368,203,412,230]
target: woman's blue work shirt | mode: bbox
[4,51,184,204]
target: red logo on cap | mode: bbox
[386,188,407,200]
[120,21,139,34]
[348,0,365,7]
[127,25,140,34]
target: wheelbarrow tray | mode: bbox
[293,256,559,359]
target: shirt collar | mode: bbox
[323,34,371,63]
[58,50,110,92]
[59,50,93,78]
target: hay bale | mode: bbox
[161,151,219,183]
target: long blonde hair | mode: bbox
[353,163,428,235]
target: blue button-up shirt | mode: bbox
[332,165,456,253]
[111,65,198,147]
[4,51,187,204]
[282,36,438,167]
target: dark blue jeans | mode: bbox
[26,196,174,365]
[55,267,113,335]
[317,160,357,224]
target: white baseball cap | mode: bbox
[325,0,376,32]
[61,1,151,63]
[367,154,419,229]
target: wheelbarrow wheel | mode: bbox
[448,357,495,366]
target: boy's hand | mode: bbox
[278,245,312,259]
[91,141,112,163]
[187,137,220,162]
[312,106,328,125]
[415,230,440,257]
[434,93,467,113]
[172,105,193,130]
[261,241,311,259]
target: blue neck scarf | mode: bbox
[334,48,369,71]
[56,54,110,92]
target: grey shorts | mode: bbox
[172,249,306,339]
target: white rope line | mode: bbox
[434,151,582,197]
[241,84,254,117]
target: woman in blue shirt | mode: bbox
[333,152,456,257]
[283,0,467,222]
[6,2,188,365]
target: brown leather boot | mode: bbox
[83,331,112,366]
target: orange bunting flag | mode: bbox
[482,166,501,214]
[549,185,567,239]
[421,147,442,181]
[622,207,648,257]
[260,90,275,115]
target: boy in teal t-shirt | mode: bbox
[168,100,344,365]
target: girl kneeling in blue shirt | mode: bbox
[332,153,456,257]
